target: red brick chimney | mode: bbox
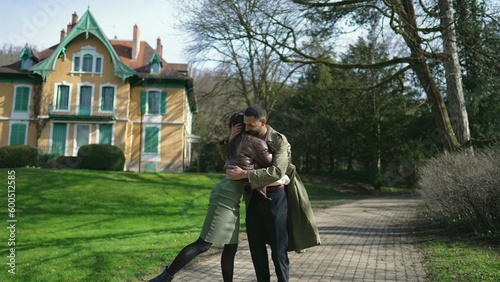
[156,37,163,57]
[66,12,78,35]
[72,12,78,25]
[132,24,140,61]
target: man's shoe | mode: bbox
[148,267,174,282]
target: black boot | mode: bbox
[148,267,174,282]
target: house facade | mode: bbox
[0,10,198,172]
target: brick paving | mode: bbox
[167,194,427,281]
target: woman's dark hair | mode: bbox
[228,110,245,159]
[228,110,245,129]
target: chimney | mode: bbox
[60,29,66,42]
[67,12,78,35]
[156,37,163,57]
[72,12,78,25]
[132,24,140,61]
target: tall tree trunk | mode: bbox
[411,57,459,151]
[315,142,322,173]
[394,0,460,151]
[439,0,471,145]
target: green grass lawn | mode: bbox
[1,169,225,281]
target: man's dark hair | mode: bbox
[244,104,267,119]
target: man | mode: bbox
[226,104,320,282]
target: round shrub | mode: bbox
[77,144,125,171]
[0,145,39,168]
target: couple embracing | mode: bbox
[149,104,320,282]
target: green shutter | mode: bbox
[144,127,159,153]
[74,57,80,71]
[99,124,113,144]
[10,123,27,145]
[56,85,69,110]
[160,91,167,114]
[52,123,67,155]
[14,87,30,111]
[140,91,147,114]
[101,87,114,111]
[95,57,102,73]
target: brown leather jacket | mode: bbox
[224,134,272,172]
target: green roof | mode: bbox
[30,9,135,81]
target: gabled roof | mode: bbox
[30,9,135,81]
[109,40,189,79]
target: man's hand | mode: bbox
[226,165,248,180]
[229,124,243,142]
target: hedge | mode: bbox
[0,145,39,168]
[77,144,125,171]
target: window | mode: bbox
[144,126,159,153]
[99,124,113,145]
[149,52,163,74]
[140,90,167,115]
[72,46,103,74]
[151,63,160,74]
[148,91,161,114]
[9,123,27,145]
[100,86,115,112]
[75,125,90,154]
[55,85,70,110]
[14,86,30,112]
[52,123,67,155]
[78,86,93,115]
[82,54,93,72]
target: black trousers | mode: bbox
[246,188,289,282]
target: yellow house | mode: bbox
[0,10,198,172]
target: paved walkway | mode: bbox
[173,194,427,281]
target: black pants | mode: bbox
[246,188,289,282]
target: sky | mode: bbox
[0,0,189,64]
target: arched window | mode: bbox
[82,54,93,72]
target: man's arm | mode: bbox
[226,130,290,189]
[247,133,289,189]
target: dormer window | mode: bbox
[72,46,103,74]
[149,52,163,74]
[151,63,160,74]
[19,45,35,70]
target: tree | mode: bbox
[30,82,49,148]
[285,34,433,185]
[454,0,500,140]
[172,0,303,113]
[241,0,482,151]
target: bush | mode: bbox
[0,145,39,168]
[418,147,500,235]
[77,144,125,171]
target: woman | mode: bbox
[148,111,275,282]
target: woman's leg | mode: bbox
[149,237,212,281]
[168,237,212,275]
[221,243,238,282]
